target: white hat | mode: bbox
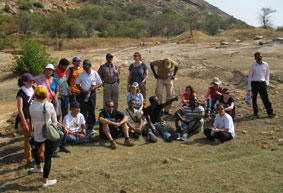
[211,77,221,85]
[131,82,139,88]
[45,64,54,70]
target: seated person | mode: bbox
[99,100,134,149]
[63,102,95,144]
[204,103,235,143]
[182,85,197,106]
[205,77,223,115]
[214,88,235,119]
[144,96,179,142]
[123,99,145,138]
[175,96,205,141]
[127,82,144,112]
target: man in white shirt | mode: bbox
[123,99,144,138]
[63,102,95,144]
[203,103,235,143]
[248,52,275,118]
[76,59,103,130]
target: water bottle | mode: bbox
[245,91,251,105]
[84,91,91,102]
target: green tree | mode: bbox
[203,14,222,35]
[186,9,201,36]
[48,13,67,43]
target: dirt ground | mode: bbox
[0,31,283,192]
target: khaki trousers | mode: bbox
[103,82,119,109]
[20,119,45,162]
[155,78,173,112]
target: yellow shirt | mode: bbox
[67,66,83,93]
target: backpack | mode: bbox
[67,67,74,86]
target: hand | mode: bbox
[154,74,159,79]
[79,134,85,139]
[139,81,144,86]
[23,123,29,132]
[171,75,175,80]
[215,91,221,95]
[63,127,69,135]
[153,129,159,135]
[54,97,58,104]
[67,90,72,96]
[113,122,120,128]
[135,127,141,134]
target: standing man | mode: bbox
[151,58,178,115]
[98,53,120,109]
[248,52,275,118]
[54,58,70,121]
[76,59,103,130]
[67,56,83,104]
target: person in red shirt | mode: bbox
[182,85,196,106]
[205,77,223,116]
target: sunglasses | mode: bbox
[130,103,136,105]
[133,55,139,57]
[107,106,114,108]
[217,108,224,110]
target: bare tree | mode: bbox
[258,8,276,29]
[186,9,201,36]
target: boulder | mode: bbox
[254,36,263,40]
[4,4,17,15]
[272,38,283,43]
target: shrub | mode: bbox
[33,2,44,9]
[13,39,56,75]
[19,2,33,11]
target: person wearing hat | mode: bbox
[98,53,120,109]
[175,96,205,141]
[16,73,45,167]
[214,88,236,119]
[248,52,275,118]
[127,82,144,112]
[150,58,178,115]
[205,77,223,116]
[76,59,102,130]
[67,56,84,105]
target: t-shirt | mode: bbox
[151,59,178,79]
[99,109,125,131]
[144,104,163,124]
[213,113,235,138]
[178,105,205,121]
[129,63,147,84]
[76,70,102,91]
[16,89,33,119]
[182,92,197,102]
[218,96,236,115]
[63,113,85,133]
[123,108,141,127]
[127,93,144,110]
[54,71,68,96]
[50,77,59,92]
[67,67,84,93]
[209,86,223,101]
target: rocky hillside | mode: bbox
[1,0,230,18]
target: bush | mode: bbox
[19,2,33,11]
[13,39,56,75]
[33,2,44,9]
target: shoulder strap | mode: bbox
[126,109,136,123]
[105,110,112,120]
[67,67,74,86]
[43,103,47,124]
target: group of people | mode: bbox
[16,51,274,188]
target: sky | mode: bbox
[205,0,283,27]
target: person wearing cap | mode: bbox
[29,86,57,188]
[175,96,205,141]
[214,88,235,119]
[76,59,102,130]
[248,52,275,118]
[54,58,70,121]
[205,77,223,116]
[128,52,148,99]
[98,53,120,109]
[67,56,84,105]
[127,82,144,112]
[150,58,178,115]
[35,64,59,113]
[63,102,95,144]
[16,73,44,167]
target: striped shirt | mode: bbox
[178,105,205,121]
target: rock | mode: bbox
[29,8,34,14]
[177,158,184,162]
[187,164,194,169]
[274,127,281,131]
[262,145,269,149]
[242,130,247,134]
[278,139,283,145]
[220,40,229,45]
[235,39,241,42]
[259,41,264,45]
[163,158,170,164]
[12,133,17,137]
[156,41,161,45]
[254,36,263,40]
[4,4,17,15]
[272,38,283,43]
[237,104,242,108]
[275,91,279,94]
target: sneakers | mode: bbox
[110,140,117,150]
[147,132,157,143]
[52,152,60,158]
[180,133,188,141]
[42,179,57,188]
[165,133,179,142]
[124,138,135,146]
[60,146,71,153]
[27,160,35,168]
[30,167,43,173]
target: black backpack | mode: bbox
[67,67,74,86]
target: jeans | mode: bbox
[57,95,69,121]
[66,130,95,144]
[53,130,67,152]
[148,122,171,140]
[207,98,217,111]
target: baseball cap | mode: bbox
[73,56,81,61]
[35,86,47,96]
[45,64,54,70]
[106,53,114,58]
[131,82,139,88]
[21,73,34,82]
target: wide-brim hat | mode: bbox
[131,82,139,88]
[164,58,172,69]
[211,77,221,85]
[45,64,55,70]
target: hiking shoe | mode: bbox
[165,133,179,142]
[42,179,57,188]
[52,152,60,158]
[110,140,117,150]
[30,167,43,173]
[60,146,71,153]
[180,133,188,141]
[124,138,135,146]
[268,113,276,118]
[27,160,35,168]
[214,138,222,144]
[147,132,157,143]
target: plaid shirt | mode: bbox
[98,63,120,84]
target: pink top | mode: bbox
[209,86,223,101]
[182,92,197,103]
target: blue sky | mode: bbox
[205,0,283,27]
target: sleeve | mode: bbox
[99,111,105,118]
[80,114,86,125]
[127,94,131,103]
[48,103,57,124]
[94,72,102,85]
[16,90,22,98]
[224,116,233,130]
[143,63,148,70]
[248,64,253,90]
[144,108,149,116]
[75,73,81,85]
[54,77,59,87]
[63,115,70,128]
[122,109,128,116]
[229,97,234,104]
[97,66,103,78]
[128,64,132,71]
[265,63,270,86]
[116,111,125,120]
[140,93,144,101]
[192,93,197,97]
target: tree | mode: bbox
[48,13,67,44]
[258,8,276,29]
[186,9,201,36]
